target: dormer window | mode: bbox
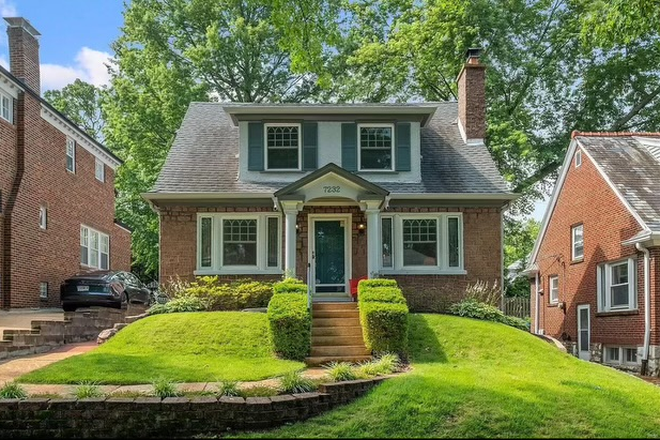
[265,123,301,170]
[359,124,394,171]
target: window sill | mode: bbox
[596,309,639,317]
[548,302,559,307]
[570,258,584,265]
[357,170,397,174]
[194,269,284,276]
[378,269,467,276]
[261,169,303,173]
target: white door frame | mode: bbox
[577,304,591,360]
[308,213,352,296]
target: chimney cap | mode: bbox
[465,47,482,62]
[4,17,41,39]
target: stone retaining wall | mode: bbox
[0,378,385,438]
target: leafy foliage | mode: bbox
[279,371,316,394]
[357,278,398,296]
[0,382,27,399]
[504,218,540,297]
[267,290,311,360]
[358,286,407,304]
[357,354,401,378]
[325,362,357,382]
[147,296,207,315]
[217,380,241,397]
[74,382,104,399]
[358,282,409,354]
[272,278,308,295]
[44,79,106,140]
[152,377,181,398]
[180,277,273,310]
[449,299,529,331]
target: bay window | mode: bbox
[597,258,637,312]
[197,213,281,273]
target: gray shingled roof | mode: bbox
[577,135,660,231]
[150,102,512,196]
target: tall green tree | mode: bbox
[103,0,340,277]
[504,218,540,297]
[44,79,105,140]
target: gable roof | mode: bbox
[148,102,513,199]
[528,132,660,270]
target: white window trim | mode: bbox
[195,213,283,275]
[575,149,582,168]
[571,224,584,261]
[378,213,465,275]
[597,257,637,312]
[358,123,395,172]
[0,90,12,124]
[95,158,105,182]
[66,138,76,173]
[39,206,47,230]
[80,225,110,270]
[39,282,48,299]
[604,346,640,366]
[549,275,559,304]
[264,122,302,171]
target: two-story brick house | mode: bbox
[0,17,131,309]
[527,131,660,375]
[145,50,516,312]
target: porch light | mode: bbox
[358,223,366,233]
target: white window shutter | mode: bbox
[597,265,603,312]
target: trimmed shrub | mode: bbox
[359,301,409,353]
[273,278,307,295]
[147,296,207,315]
[449,299,530,331]
[357,278,398,296]
[184,277,273,310]
[267,292,311,360]
[359,286,406,304]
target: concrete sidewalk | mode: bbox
[0,309,64,335]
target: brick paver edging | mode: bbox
[0,377,387,438]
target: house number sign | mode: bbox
[323,185,341,193]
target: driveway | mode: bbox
[0,308,64,335]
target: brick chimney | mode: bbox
[4,17,41,93]
[457,48,486,143]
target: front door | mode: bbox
[313,220,347,295]
[577,304,591,360]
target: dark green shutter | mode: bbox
[341,123,358,172]
[396,122,411,171]
[302,122,318,171]
[247,122,264,171]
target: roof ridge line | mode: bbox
[571,130,660,138]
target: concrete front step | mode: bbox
[312,335,365,346]
[311,345,371,357]
[312,325,363,337]
[312,317,361,328]
[305,355,372,367]
[313,310,360,319]
[312,302,358,311]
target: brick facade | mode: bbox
[158,204,502,312]
[530,145,660,371]
[0,19,130,309]
[457,55,486,141]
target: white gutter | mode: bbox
[637,243,651,371]
[142,192,274,201]
[388,193,519,200]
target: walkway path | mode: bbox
[0,341,328,397]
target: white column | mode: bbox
[365,207,381,278]
[284,209,298,277]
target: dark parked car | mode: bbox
[60,271,152,312]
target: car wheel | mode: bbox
[63,304,77,312]
[116,292,128,310]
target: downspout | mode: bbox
[534,272,540,334]
[636,243,651,375]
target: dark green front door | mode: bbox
[314,220,345,293]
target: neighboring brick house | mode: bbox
[526,132,660,375]
[144,49,516,312]
[0,17,131,309]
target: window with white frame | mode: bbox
[575,149,582,168]
[549,275,559,304]
[197,214,281,272]
[572,224,584,260]
[66,138,76,173]
[359,124,394,171]
[380,214,463,272]
[265,123,300,170]
[597,258,637,312]
[80,225,109,270]
[95,158,105,182]
[39,206,47,230]
[605,346,639,365]
[0,91,12,123]
[39,282,48,299]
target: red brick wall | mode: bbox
[3,91,129,308]
[0,101,18,301]
[159,204,502,312]
[457,63,486,140]
[531,146,645,346]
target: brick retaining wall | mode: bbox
[0,378,386,438]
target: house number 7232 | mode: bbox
[323,185,341,193]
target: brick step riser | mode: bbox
[312,336,366,346]
[312,303,358,311]
[312,318,361,328]
[305,355,372,367]
[312,326,363,337]
[311,346,371,357]
[312,310,360,319]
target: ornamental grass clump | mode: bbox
[279,371,316,394]
[0,382,27,399]
[152,377,181,398]
[74,382,104,399]
[325,362,358,382]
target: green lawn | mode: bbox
[18,312,304,384]
[238,314,660,438]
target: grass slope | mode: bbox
[19,312,304,384]
[239,314,660,438]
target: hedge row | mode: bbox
[267,279,311,361]
[358,279,409,354]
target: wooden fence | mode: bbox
[502,296,531,319]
